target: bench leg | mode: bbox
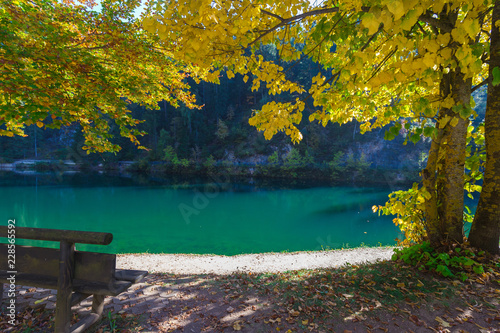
[55,241,75,333]
[91,294,105,317]
[70,292,91,307]
[70,294,105,333]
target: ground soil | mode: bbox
[2,249,500,332]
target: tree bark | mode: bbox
[422,126,443,244]
[433,103,469,244]
[423,7,471,246]
[468,1,500,254]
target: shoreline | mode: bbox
[0,159,420,185]
[116,247,396,275]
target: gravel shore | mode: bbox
[116,247,395,275]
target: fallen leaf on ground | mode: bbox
[232,321,242,331]
[435,316,451,327]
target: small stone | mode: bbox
[159,291,177,298]
[131,304,148,315]
[45,302,56,310]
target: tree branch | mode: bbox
[472,78,488,93]
[248,6,370,48]
[360,24,384,52]
[260,9,284,22]
[419,11,453,33]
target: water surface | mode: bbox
[0,172,402,255]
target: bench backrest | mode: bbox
[0,226,116,285]
[0,226,113,245]
[0,244,116,284]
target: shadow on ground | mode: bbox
[2,260,500,332]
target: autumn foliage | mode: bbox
[144,0,499,252]
[0,0,204,152]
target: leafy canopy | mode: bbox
[0,0,207,152]
[143,0,492,145]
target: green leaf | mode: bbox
[390,124,401,136]
[459,106,472,119]
[470,96,476,108]
[436,264,453,277]
[384,130,396,141]
[493,67,500,86]
[423,126,435,137]
[473,265,484,274]
[410,133,420,143]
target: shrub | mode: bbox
[392,241,489,281]
[268,151,279,166]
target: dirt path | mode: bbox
[3,259,500,332]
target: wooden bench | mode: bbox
[0,226,148,333]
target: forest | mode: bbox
[0,46,487,182]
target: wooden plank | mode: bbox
[0,226,112,245]
[72,279,132,296]
[0,272,133,296]
[0,273,58,290]
[0,245,116,284]
[0,245,59,279]
[70,292,91,307]
[71,313,100,333]
[71,294,105,333]
[115,269,148,283]
[55,241,74,333]
[74,251,116,285]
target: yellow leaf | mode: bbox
[243,75,249,83]
[36,121,44,128]
[227,70,235,79]
[437,33,451,46]
[386,0,405,20]
[362,13,380,35]
[400,9,418,31]
[232,321,242,331]
[435,316,451,327]
[396,282,405,288]
[143,17,155,27]
[302,320,308,325]
[450,117,459,127]
[451,27,468,44]
[439,115,451,128]
[462,19,480,37]
[422,53,435,68]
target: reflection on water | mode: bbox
[0,172,403,255]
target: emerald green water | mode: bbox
[0,172,402,255]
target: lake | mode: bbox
[0,172,402,255]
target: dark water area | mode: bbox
[0,171,406,255]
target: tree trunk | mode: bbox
[436,115,468,244]
[425,71,469,246]
[468,1,500,254]
[437,74,470,244]
[422,127,443,244]
[419,8,468,246]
